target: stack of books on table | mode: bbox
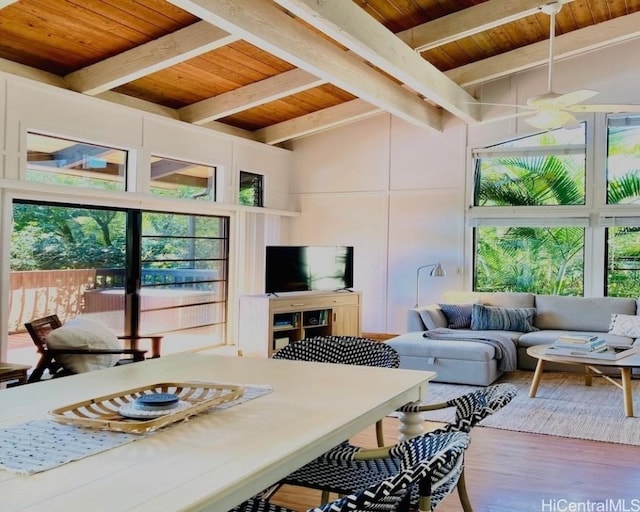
[544,335,608,356]
[545,334,639,360]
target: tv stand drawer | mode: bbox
[271,293,359,312]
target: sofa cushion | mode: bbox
[482,292,535,308]
[45,317,121,373]
[438,303,473,329]
[417,305,447,330]
[534,295,636,331]
[443,291,535,308]
[609,313,640,337]
[387,333,496,361]
[470,304,537,332]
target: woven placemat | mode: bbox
[0,383,272,475]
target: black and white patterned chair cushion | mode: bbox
[272,336,400,369]
[279,384,517,510]
[231,431,471,512]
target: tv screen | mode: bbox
[265,246,354,294]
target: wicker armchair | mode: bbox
[276,383,517,511]
[232,430,471,512]
[273,335,400,447]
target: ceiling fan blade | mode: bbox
[481,110,535,124]
[525,110,579,131]
[551,89,599,107]
[473,101,535,109]
[566,104,640,113]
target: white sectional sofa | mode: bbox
[386,292,640,386]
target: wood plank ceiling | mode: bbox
[0,0,639,145]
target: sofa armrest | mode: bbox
[407,304,448,331]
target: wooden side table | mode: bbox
[0,363,31,386]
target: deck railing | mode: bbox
[8,268,220,333]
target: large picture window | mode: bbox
[471,125,588,295]
[8,200,229,366]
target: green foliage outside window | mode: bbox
[475,226,584,295]
[474,119,640,297]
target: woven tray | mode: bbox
[48,382,244,434]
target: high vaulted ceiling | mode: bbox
[1,0,640,145]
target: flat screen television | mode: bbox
[265,245,354,294]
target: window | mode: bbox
[474,225,584,295]
[8,200,229,365]
[26,132,127,191]
[471,125,588,295]
[606,116,640,204]
[149,156,216,200]
[239,171,264,207]
[606,224,640,297]
[474,126,586,207]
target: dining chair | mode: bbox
[276,383,517,511]
[232,430,471,512]
[272,335,400,447]
[24,314,149,383]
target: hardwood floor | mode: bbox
[268,416,640,512]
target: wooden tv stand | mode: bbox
[237,291,362,357]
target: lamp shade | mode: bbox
[415,263,446,307]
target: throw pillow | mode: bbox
[437,303,473,329]
[470,304,537,332]
[609,314,640,337]
[45,317,121,374]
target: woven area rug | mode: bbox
[412,371,640,446]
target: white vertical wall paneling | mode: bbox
[291,114,391,195]
[387,190,465,333]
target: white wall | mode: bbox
[290,37,640,335]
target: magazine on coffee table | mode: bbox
[544,344,640,360]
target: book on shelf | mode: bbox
[556,334,599,344]
[551,338,606,351]
[544,345,640,360]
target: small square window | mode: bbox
[149,156,216,200]
[239,171,264,207]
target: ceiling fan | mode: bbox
[480,0,640,130]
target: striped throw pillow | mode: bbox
[470,304,537,332]
[438,303,474,329]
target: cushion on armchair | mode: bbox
[45,317,121,373]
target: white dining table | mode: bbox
[0,352,434,512]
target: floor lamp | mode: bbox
[414,263,446,307]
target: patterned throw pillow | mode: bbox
[470,304,537,332]
[609,314,640,337]
[438,303,473,329]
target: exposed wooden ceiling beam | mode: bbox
[446,11,640,87]
[254,98,382,145]
[166,0,442,132]
[65,22,239,95]
[0,58,67,88]
[271,0,479,123]
[180,68,325,124]
[396,0,574,52]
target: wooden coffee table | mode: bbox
[527,344,640,417]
